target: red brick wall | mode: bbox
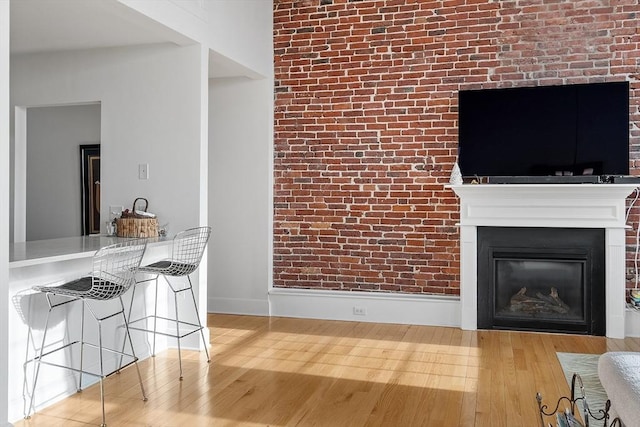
[273,0,640,295]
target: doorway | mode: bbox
[14,103,101,241]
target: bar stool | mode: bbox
[25,238,148,427]
[127,226,211,380]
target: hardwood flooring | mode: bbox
[15,314,640,426]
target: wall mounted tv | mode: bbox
[457,81,629,180]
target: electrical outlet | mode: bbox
[353,306,367,316]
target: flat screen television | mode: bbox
[457,81,630,180]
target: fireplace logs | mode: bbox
[507,287,570,315]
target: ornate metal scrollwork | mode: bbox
[537,373,621,427]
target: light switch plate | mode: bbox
[138,163,149,180]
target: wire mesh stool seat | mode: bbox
[25,239,148,427]
[127,226,211,380]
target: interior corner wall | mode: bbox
[10,43,203,236]
[119,0,273,78]
[205,0,273,78]
[207,77,272,315]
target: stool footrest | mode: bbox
[26,340,139,380]
[128,315,204,340]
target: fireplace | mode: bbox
[450,183,637,338]
[477,227,605,335]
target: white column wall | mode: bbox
[207,77,272,315]
[195,44,209,345]
[0,2,11,425]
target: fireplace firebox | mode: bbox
[477,227,605,335]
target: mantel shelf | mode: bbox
[449,183,638,229]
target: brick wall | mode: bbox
[273,0,640,295]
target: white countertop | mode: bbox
[10,235,170,268]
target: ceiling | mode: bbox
[10,0,247,78]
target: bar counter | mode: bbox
[10,235,170,268]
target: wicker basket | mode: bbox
[116,198,159,238]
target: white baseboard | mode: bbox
[268,289,461,327]
[208,297,270,316]
[208,290,640,337]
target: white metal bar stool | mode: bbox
[127,226,211,380]
[25,239,148,427]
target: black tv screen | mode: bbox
[457,81,630,178]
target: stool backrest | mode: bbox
[90,239,147,300]
[170,226,212,269]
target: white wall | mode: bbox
[113,1,275,316]
[2,0,274,423]
[208,77,273,315]
[120,0,273,78]
[0,2,10,425]
[11,43,203,235]
[205,0,273,78]
[25,104,101,240]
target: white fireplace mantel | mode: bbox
[450,183,639,339]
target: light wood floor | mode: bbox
[15,314,640,427]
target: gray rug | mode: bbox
[557,352,609,418]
